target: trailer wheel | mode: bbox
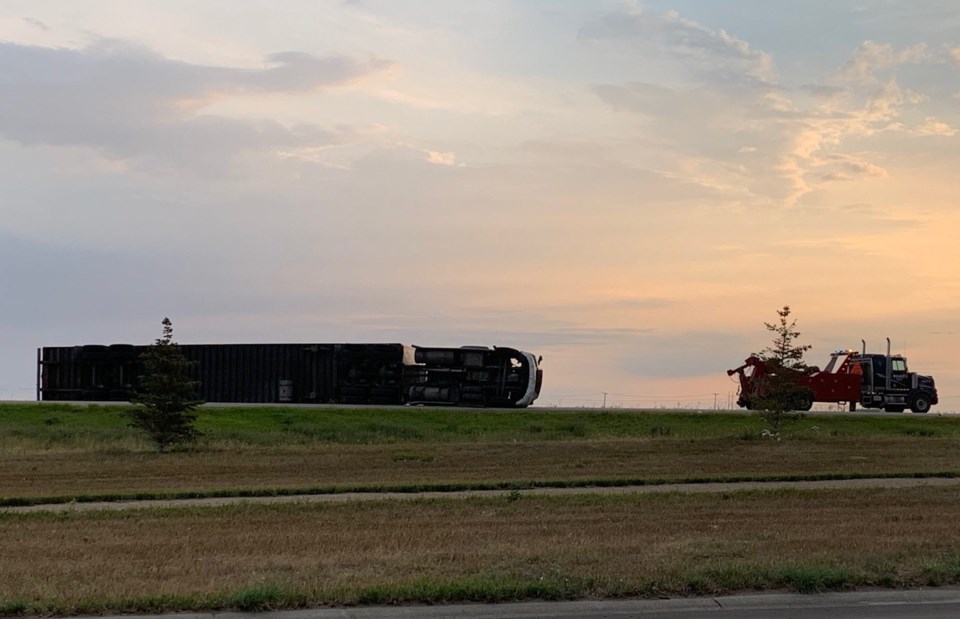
[910,393,931,414]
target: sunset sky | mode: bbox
[2,1,959,409]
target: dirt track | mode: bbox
[7,475,960,514]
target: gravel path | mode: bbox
[6,476,960,514]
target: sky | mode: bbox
[2,1,959,409]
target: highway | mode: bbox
[81,589,960,618]
[4,399,958,416]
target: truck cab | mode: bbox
[853,352,938,413]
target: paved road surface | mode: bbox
[81,589,960,618]
[4,400,957,415]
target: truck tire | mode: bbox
[910,393,931,414]
[796,394,813,412]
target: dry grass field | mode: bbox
[2,437,960,502]
[3,487,960,614]
[4,404,960,613]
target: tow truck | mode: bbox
[728,339,938,413]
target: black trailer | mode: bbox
[37,342,542,408]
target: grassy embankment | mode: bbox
[5,403,960,613]
[2,403,960,504]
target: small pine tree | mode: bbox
[754,306,814,437]
[129,318,203,452]
[759,305,812,371]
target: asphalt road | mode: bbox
[82,589,960,618]
[3,400,957,416]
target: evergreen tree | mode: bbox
[753,306,814,433]
[759,305,812,370]
[129,318,203,452]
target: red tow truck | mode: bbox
[727,339,938,413]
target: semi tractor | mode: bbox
[728,339,938,413]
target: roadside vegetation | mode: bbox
[2,403,960,504]
[4,403,960,612]
[4,402,960,450]
[4,487,960,614]
[3,437,960,506]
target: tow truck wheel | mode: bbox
[910,394,931,414]
[796,394,813,412]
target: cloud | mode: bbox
[582,6,960,209]
[579,10,944,207]
[948,46,960,66]
[915,116,957,136]
[818,155,888,181]
[0,39,395,170]
[248,51,393,93]
[579,6,776,85]
[22,17,49,32]
[594,35,953,205]
[836,41,929,83]
[800,83,849,98]
[426,150,458,166]
[591,80,799,205]
[866,79,926,119]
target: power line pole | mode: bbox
[602,392,607,409]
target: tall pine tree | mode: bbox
[129,318,203,452]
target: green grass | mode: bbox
[4,403,960,451]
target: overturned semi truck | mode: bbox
[38,343,543,408]
[727,339,938,413]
